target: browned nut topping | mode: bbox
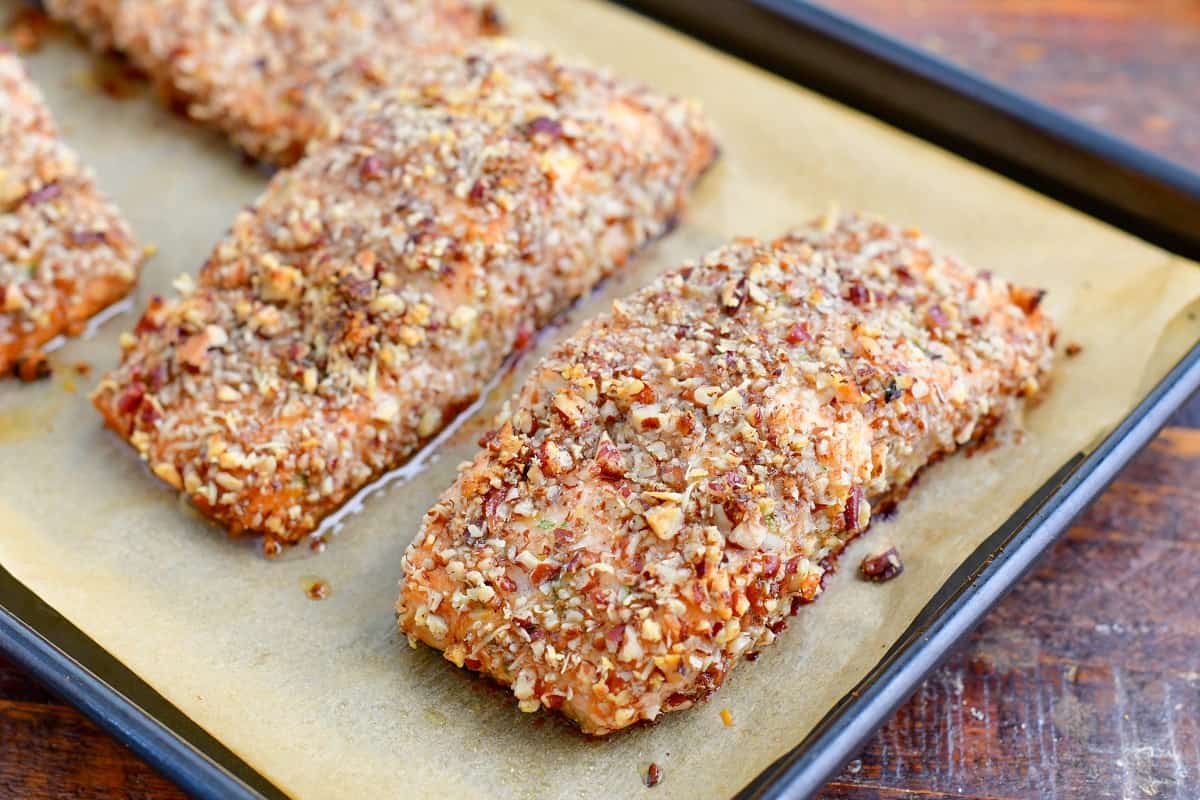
[594,433,624,478]
[0,52,141,376]
[1010,285,1046,315]
[552,390,585,427]
[1065,341,1083,357]
[396,213,1054,736]
[12,351,51,382]
[644,762,664,788]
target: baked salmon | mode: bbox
[92,43,717,546]
[0,47,141,378]
[397,213,1055,734]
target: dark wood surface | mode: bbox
[3,2,1200,798]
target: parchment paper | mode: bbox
[3,2,1200,798]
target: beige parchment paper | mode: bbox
[3,1,1200,797]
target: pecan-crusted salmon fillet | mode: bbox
[0,48,141,377]
[92,49,717,546]
[45,0,504,164]
[396,213,1056,735]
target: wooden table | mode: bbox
[2,2,1199,798]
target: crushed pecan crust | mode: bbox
[45,0,505,164]
[396,213,1056,735]
[92,41,718,545]
[0,47,141,376]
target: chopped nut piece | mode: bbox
[301,367,318,393]
[512,668,536,700]
[860,546,904,582]
[214,472,244,492]
[552,391,584,427]
[152,461,182,489]
[449,304,478,330]
[619,626,645,662]
[654,654,681,673]
[260,263,305,303]
[12,351,51,382]
[177,324,226,369]
[644,503,683,540]
[216,385,241,403]
[369,293,404,315]
[613,377,645,399]
[710,387,742,413]
[594,433,624,478]
[172,273,195,295]
[630,403,662,430]
[417,407,442,438]
[728,519,766,549]
[373,397,400,424]
[1010,285,1047,315]
[844,486,868,533]
[721,277,746,312]
[832,375,866,404]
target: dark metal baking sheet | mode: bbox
[3,2,1199,798]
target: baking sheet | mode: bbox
[3,1,1200,797]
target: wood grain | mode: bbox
[0,695,184,799]
[835,0,1200,168]
[1,1,1199,798]
[820,423,1200,800]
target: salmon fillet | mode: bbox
[396,213,1056,734]
[92,43,717,547]
[0,48,141,377]
[45,0,504,164]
